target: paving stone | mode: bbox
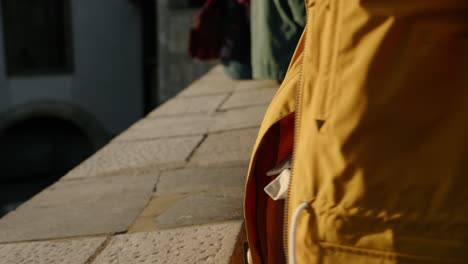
[114,115,213,141]
[209,106,267,133]
[177,68,237,97]
[154,190,243,229]
[189,129,258,167]
[177,80,236,98]
[148,94,228,117]
[0,173,158,243]
[234,79,278,91]
[0,237,106,264]
[128,194,188,233]
[157,166,248,195]
[220,88,277,110]
[64,136,203,179]
[209,64,225,74]
[94,222,243,264]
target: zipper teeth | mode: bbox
[283,9,310,264]
[284,0,343,261]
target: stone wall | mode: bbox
[156,0,217,104]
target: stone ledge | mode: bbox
[0,65,278,263]
[188,128,258,167]
[63,136,203,180]
[0,173,158,243]
[0,237,107,264]
[93,222,244,264]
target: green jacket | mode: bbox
[251,0,306,82]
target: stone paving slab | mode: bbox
[129,187,243,232]
[209,105,267,133]
[128,194,188,233]
[154,189,243,229]
[114,115,213,141]
[128,166,247,233]
[149,94,228,117]
[177,68,237,97]
[208,64,224,74]
[0,173,158,243]
[93,222,243,264]
[157,166,247,196]
[64,136,203,179]
[234,79,278,91]
[177,80,236,98]
[0,237,106,264]
[189,128,258,167]
[220,88,277,110]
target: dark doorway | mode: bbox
[141,0,157,112]
[0,117,94,217]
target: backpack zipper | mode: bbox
[284,0,342,261]
[283,6,309,263]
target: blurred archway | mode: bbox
[0,114,102,216]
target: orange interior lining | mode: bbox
[253,112,295,264]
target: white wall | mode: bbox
[0,0,143,135]
[71,0,143,134]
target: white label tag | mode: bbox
[264,169,291,200]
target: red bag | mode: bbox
[238,0,249,8]
[188,0,225,60]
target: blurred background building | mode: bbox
[0,0,215,217]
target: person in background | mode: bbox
[250,0,305,83]
[189,0,251,80]
[220,0,252,79]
